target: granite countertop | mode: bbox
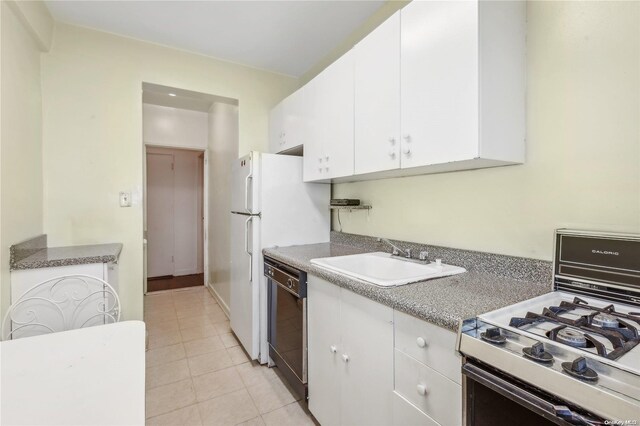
[11,236,122,271]
[263,242,552,332]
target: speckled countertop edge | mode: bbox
[263,240,552,332]
[10,237,123,271]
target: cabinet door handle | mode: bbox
[416,337,427,348]
[388,150,396,159]
[342,354,349,363]
[403,147,411,155]
[416,384,428,396]
[403,134,411,142]
[389,137,396,145]
[330,345,337,353]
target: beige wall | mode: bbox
[333,1,640,260]
[0,2,52,319]
[143,104,209,150]
[41,23,297,320]
[207,102,239,313]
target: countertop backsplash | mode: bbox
[330,231,553,284]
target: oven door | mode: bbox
[267,275,307,397]
[463,360,605,426]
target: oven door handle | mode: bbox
[462,363,604,426]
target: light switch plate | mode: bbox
[119,191,132,207]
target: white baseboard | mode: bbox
[206,282,230,319]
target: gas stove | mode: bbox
[459,230,640,425]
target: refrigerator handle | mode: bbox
[244,156,253,213]
[244,174,252,213]
[245,216,253,282]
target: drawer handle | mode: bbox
[330,345,337,353]
[416,384,428,396]
[416,337,427,348]
[342,354,350,363]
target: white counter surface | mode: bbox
[1,321,145,426]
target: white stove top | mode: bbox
[478,291,640,375]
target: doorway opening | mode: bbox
[146,146,205,292]
[141,82,239,314]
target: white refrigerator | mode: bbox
[230,151,330,363]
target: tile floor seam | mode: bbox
[145,402,202,424]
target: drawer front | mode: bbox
[393,392,439,426]
[394,350,461,426]
[394,310,461,384]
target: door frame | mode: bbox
[143,143,209,294]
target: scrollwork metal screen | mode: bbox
[1,274,121,340]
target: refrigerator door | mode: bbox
[257,153,331,364]
[231,152,261,214]
[230,211,261,360]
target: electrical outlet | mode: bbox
[119,191,132,207]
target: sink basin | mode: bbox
[310,252,466,287]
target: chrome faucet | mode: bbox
[378,238,432,264]
[377,238,411,258]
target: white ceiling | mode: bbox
[142,82,238,112]
[45,0,385,77]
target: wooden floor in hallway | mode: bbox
[147,273,205,292]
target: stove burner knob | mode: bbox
[522,341,553,363]
[572,357,587,373]
[531,342,544,356]
[561,357,598,382]
[480,327,506,344]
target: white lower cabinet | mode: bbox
[394,310,462,385]
[307,275,393,426]
[393,392,439,426]
[394,350,462,426]
[307,274,342,426]
[308,275,462,426]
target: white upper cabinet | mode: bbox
[400,0,478,167]
[354,11,401,174]
[303,51,355,182]
[275,0,525,182]
[268,101,284,153]
[400,0,525,170]
[269,87,307,153]
[302,75,324,181]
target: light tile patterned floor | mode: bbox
[144,286,317,426]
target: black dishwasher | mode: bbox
[264,256,307,400]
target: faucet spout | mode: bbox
[377,238,409,257]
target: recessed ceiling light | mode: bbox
[168,93,177,97]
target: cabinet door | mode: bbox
[354,12,401,174]
[281,87,305,152]
[268,102,284,153]
[302,75,325,182]
[340,288,394,426]
[319,51,354,180]
[307,276,342,426]
[401,0,479,168]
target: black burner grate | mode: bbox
[509,297,640,360]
